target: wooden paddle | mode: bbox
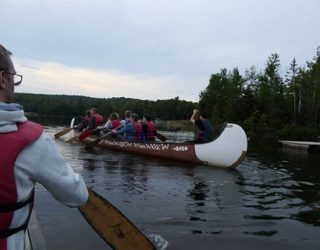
[84,132,113,151]
[65,135,80,143]
[64,128,104,144]
[155,132,167,142]
[54,127,74,139]
[84,124,122,150]
[79,189,155,250]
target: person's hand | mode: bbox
[193,109,199,114]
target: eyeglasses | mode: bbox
[5,72,23,86]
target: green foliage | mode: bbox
[199,47,320,139]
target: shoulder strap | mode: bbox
[0,191,34,239]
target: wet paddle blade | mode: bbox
[54,127,73,139]
[84,144,96,152]
[84,139,100,151]
[79,189,155,250]
[65,135,79,143]
[155,132,167,142]
[84,133,110,151]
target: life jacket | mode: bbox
[145,121,155,141]
[110,120,120,129]
[0,121,43,247]
[132,121,142,141]
[93,114,104,128]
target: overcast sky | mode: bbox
[1,0,319,102]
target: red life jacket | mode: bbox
[110,120,120,129]
[0,121,43,247]
[133,121,142,141]
[93,114,104,128]
[145,121,155,141]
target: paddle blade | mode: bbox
[84,138,101,151]
[54,127,73,139]
[79,189,155,250]
[65,135,79,143]
[84,144,96,152]
[79,130,93,141]
[84,132,111,151]
[155,132,167,142]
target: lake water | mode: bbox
[33,125,320,250]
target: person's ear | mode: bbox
[0,71,6,89]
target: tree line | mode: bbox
[15,94,196,121]
[199,47,320,139]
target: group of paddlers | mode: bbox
[75,107,214,144]
[75,108,157,142]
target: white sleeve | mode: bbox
[105,120,112,129]
[16,133,88,207]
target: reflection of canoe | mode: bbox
[81,123,247,168]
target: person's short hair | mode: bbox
[0,44,12,71]
[109,112,118,120]
[124,110,131,119]
[143,114,152,121]
[90,107,97,114]
[130,113,139,121]
[199,112,208,119]
[194,112,201,120]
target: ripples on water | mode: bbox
[35,127,320,250]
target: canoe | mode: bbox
[279,140,320,153]
[80,123,247,168]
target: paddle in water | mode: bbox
[155,132,167,142]
[79,189,155,250]
[54,127,74,139]
[84,132,112,151]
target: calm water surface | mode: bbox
[33,126,320,250]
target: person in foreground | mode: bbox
[190,109,214,143]
[0,44,88,250]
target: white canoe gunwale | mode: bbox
[279,140,320,153]
[81,123,247,168]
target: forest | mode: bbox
[14,94,196,121]
[199,47,320,140]
[15,47,320,140]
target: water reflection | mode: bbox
[189,180,209,207]
[242,140,320,231]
